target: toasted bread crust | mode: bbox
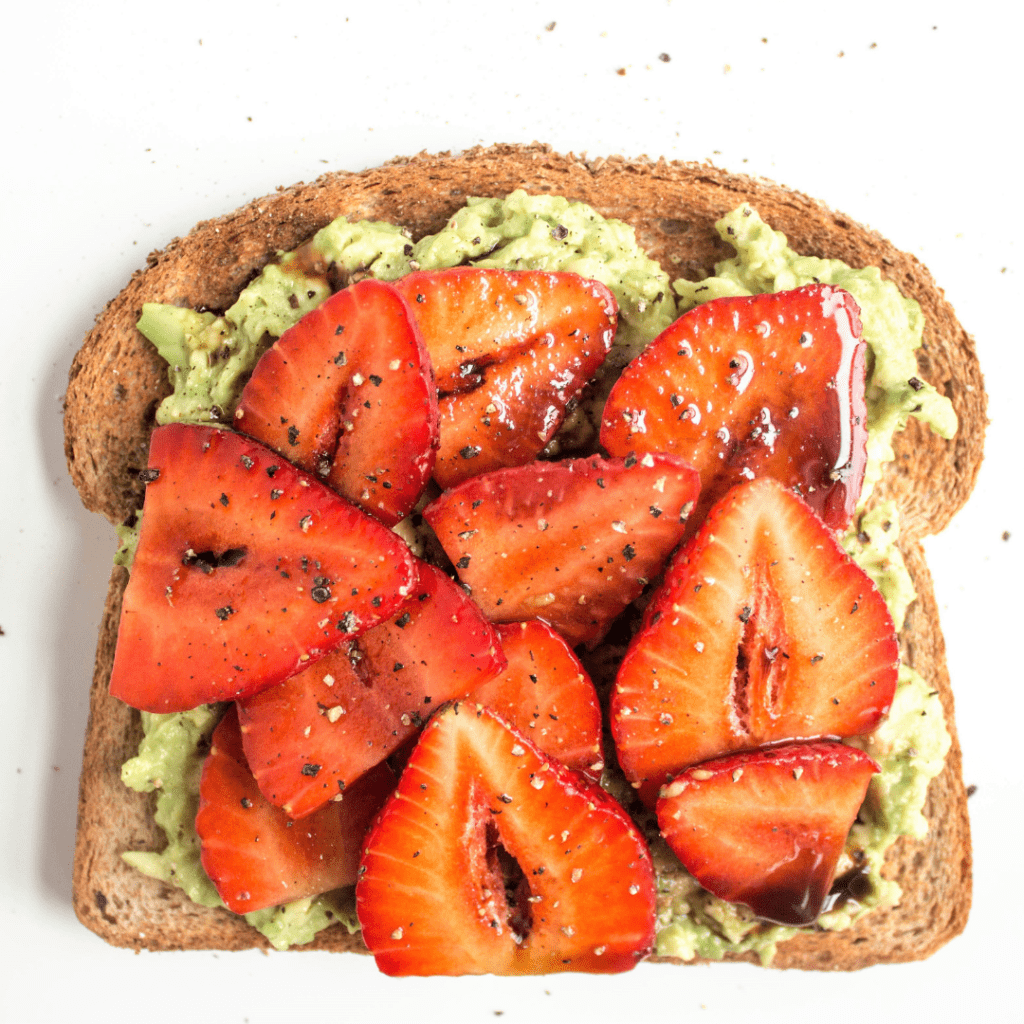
[66,144,982,967]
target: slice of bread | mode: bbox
[64,143,984,969]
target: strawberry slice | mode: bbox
[600,284,867,530]
[423,454,701,648]
[108,423,418,713]
[234,279,438,526]
[656,741,878,926]
[196,706,395,915]
[393,269,617,489]
[470,621,604,779]
[238,563,506,818]
[356,701,656,976]
[612,478,898,806]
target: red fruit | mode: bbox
[423,454,701,648]
[612,478,898,806]
[393,269,617,488]
[356,702,656,976]
[601,284,867,531]
[196,706,395,915]
[238,563,505,818]
[470,621,604,779]
[656,741,878,926]
[108,424,418,713]
[234,279,438,526]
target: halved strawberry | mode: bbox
[234,279,438,526]
[356,701,656,976]
[423,454,701,648]
[238,563,506,818]
[108,424,418,713]
[196,706,395,915]
[657,741,878,926]
[470,621,604,779]
[612,478,897,806]
[393,269,617,488]
[601,284,867,530]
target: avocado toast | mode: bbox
[63,143,984,970]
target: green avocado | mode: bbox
[123,196,953,957]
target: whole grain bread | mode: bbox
[65,143,984,969]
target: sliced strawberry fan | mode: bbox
[657,741,878,926]
[601,284,867,530]
[234,279,438,526]
[356,702,656,976]
[196,706,395,915]
[394,269,617,487]
[471,620,604,779]
[424,453,701,647]
[110,268,904,969]
[108,424,418,713]
[238,563,506,818]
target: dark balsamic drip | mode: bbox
[822,865,873,914]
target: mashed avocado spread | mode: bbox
[122,194,955,959]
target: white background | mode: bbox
[2,2,1020,1021]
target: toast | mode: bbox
[64,142,985,970]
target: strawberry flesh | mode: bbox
[612,478,898,806]
[238,562,506,818]
[234,279,438,526]
[108,424,419,713]
[423,454,701,647]
[356,701,656,975]
[657,741,878,926]
[471,620,604,779]
[393,269,617,488]
[601,284,867,530]
[196,705,395,915]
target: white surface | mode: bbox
[2,2,1020,1021]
